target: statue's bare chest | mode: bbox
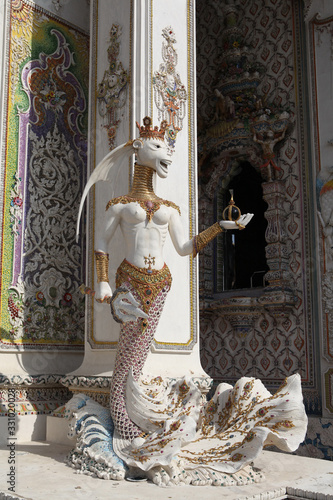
[106,195,181,224]
[122,202,172,225]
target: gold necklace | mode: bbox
[106,164,180,222]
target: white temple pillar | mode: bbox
[69,0,209,388]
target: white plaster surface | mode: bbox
[0,444,332,500]
[45,417,72,447]
[0,416,46,446]
[70,345,208,379]
[0,352,84,377]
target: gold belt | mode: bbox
[116,259,172,318]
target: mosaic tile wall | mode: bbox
[296,417,333,461]
[0,0,89,350]
[0,384,70,417]
[196,0,319,412]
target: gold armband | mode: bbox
[95,251,109,283]
[193,222,223,258]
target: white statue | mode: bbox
[70,117,307,486]
[77,116,253,441]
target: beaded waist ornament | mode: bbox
[115,259,172,330]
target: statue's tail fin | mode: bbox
[76,141,135,242]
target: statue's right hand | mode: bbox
[111,289,149,323]
[95,281,112,303]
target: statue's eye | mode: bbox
[155,144,161,148]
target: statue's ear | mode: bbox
[133,139,143,150]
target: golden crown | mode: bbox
[136,116,167,140]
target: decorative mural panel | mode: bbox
[97,23,129,150]
[196,0,318,410]
[153,26,187,151]
[0,0,89,350]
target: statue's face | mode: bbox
[136,138,172,178]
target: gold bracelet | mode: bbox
[193,222,223,258]
[95,251,109,283]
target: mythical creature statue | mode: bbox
[78,116,253,441]
[253,128,286,181]
[69,117,307,486]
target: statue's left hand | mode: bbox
[111,288,149,323]
[219,213,254,231]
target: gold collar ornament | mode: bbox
[106,163,180,222]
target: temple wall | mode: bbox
[0,0,332,461]
[0,0,89,443]
[196,0,333,460]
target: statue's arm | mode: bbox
[168,210,223,258]
[168,208,194,256]
[94,205,121,301]
[168,209,222,257]
[169,209,254,258]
